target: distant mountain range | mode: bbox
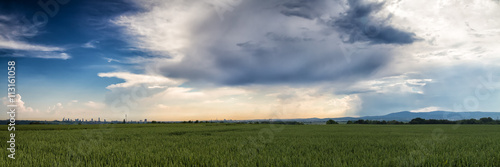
[280,111,500,122]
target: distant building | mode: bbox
[145,119,147,123]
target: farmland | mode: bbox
[1,124,499,166]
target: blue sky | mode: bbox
[1,0,500,121]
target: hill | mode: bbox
[282,111,500,122]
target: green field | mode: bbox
[1,124,499,166]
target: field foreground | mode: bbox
[1,124,499,166]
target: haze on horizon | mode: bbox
[1,0,500,121]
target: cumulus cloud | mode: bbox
[47,103,64,114]
[344,0,500,115]
[99,71,185,115]
[114,0,407,86]
[112,0,209,60]
[2,94,36,113]
[106,0,500,117]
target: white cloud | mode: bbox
[82,40,100,48]
[130,85,362,120]
[99,0,500,119]
[66,100,78,107]
[0,15,67,59]
[47,103,64,114]
[98,72,182,89]
[35,53,71,60]
[85,101,105,109]
[0,39,64,51]
[344,73,433,95]
[103,57,121,63]
[385,0,500,70]
[410,106,447,113]
[2,94,36,113]
[112,0,214,61]
[7,52,71,60]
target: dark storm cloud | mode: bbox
[277,0,418,44]
[163,38,390,86]
[265,32,314,42]
[280,0,328,20]
[328,0,418,44]
[131,0,412,86]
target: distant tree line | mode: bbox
[346,120,405,124]
[327,117,500,125]
[254,121,305,125]
[181,120,210,123]
[409,117,499,124]
[179,120,305,125]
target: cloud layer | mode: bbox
[2,0,500,121]
[108,0,500,118]
[0,14,69,59]
[115,0,417,86]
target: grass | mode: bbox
[0,124,499,166]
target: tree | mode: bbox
[409,117,425,124]
[326,119,338,124]
[387,120,403,124]
[346,120,353,124]
[123,119,126,124]
[480,117,494,124]
[354,119,365,124]
[195,120,199,123]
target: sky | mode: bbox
[1,0,500,121]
